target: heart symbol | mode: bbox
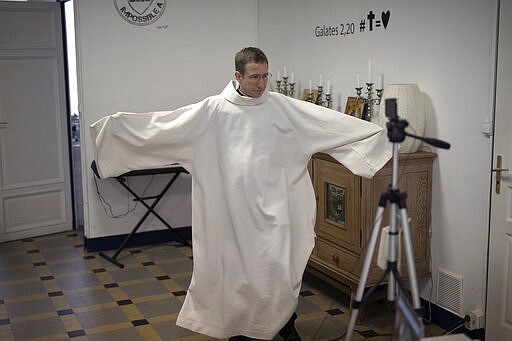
[381,10,391,29]
[128,0,154,15]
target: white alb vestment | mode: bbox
[90,81,392,339]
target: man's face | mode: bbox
[235,62,269,98]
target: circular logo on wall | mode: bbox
[113,0,167,26]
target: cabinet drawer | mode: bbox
[315,238,357,273]
[314,238,384,286]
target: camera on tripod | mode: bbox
[345,97,451,341]
[385,98,408,144]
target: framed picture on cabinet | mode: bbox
[325,182,345,225]
[344,97,366,119]
[302,89,319,103]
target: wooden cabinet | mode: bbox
[307,152,435,294]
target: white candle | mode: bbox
[283,65,287,77]
[356,72,361,87]
[277,70,281,81]
[368,60,372,83]
[378,73,383,89]
[309,79,312,91]
[290,72,294,84]
[319,73,323,86]
[326,79,331,94]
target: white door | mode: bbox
[486,0,512,339]
[0,1,73,242]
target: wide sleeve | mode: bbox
[89,99,211,178]
[283,96,392,178]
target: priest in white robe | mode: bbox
[90,47,392,340]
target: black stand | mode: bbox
[91,161,191,268]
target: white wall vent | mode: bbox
[437,267,464,315]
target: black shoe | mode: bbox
[279,313,301,341]
[228,336,250,341]
[282,327,301,341]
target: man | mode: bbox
[90,47,392,340]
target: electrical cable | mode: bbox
[310,310,329,341]
[425,242,434,326]
[443,321,465,335]
[306,285,395,341]
[93,174,154,218]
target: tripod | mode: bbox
[345,98,450,340]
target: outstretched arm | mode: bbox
[90,100,210,178]
[283,96,392,178]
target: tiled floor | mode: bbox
[0,229,446,340]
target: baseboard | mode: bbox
[421,299,485,339]
[84,226,192,252]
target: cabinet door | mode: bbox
[314,158,361,253]
[362,157,432,278]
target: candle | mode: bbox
[356,72,361,87]
[309,79,312,91]
[368,60,372,83]
[378,73,383,89]
[277,70,281,81]
[326,79,331,94]
[319,73,323,86]
[290,72,294,84]
[283,65,287,77]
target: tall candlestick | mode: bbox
[290,72,294,84]
[309,79,312,92]
[378,73,383,89]
[326,79,331,94]
[319,73,323,86]
[368,60,372,83]
[283,66,287,77]
[356,72,361,87]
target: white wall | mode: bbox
[258,0,497,316]
[76,0,258,239]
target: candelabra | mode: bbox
[355,83,383,121]
[303,86,333,108]
[276,76,295,97]
[315,85,332,108]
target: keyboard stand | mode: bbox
[91,161,191,268]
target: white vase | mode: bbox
[378,84,425,153]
